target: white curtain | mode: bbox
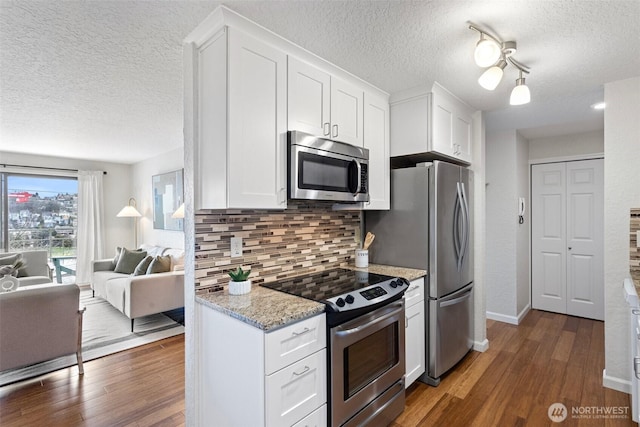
[76,171,105,284]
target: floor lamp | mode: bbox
[117,197,142,248]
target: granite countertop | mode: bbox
[348,263,427,282]
[196,263,426,331]
[196,285,325,332]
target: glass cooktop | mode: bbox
[260,268,396,303]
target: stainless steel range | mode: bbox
[262,268,408,427]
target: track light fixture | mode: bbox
[469,24,531,105]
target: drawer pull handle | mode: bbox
[292,327,311,336]
[633,309,640,316]
[293,366,310,376]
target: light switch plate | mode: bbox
[231,237,243,257]
[637,230,640,248]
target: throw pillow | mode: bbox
[110,246,123,270]
[114,248,148,274]
[111,246,145,270]
[146,255,172,274]
[133,255,153,276]
[0,253,23,277]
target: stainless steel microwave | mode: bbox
[288,130,369,203]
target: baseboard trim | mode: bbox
[517,304,531,324]
[486,304,531,326]
[473,339,489,352]
[603,369,631,394]
[486,311,519,325]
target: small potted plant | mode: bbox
[228,266,251,295]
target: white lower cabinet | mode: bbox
[266,350,327,426]
[292,404,327,427]
[404,278,425,387]
[196,302,326,426]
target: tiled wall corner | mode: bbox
[631,208,640,283]
[194,202,360,294]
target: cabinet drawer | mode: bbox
[266,349,327,427]
[266,314,326,375]
[404,278,425,307]
[291,404,327,427]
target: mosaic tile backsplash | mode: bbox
[631,208,640,283]
[194,202,360,294]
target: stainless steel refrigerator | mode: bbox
[366,161,473,386]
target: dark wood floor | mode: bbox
[0,310,634,426]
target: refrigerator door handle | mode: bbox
[453,183,462,271]
[439,288,473,308]
[460,182,470,266]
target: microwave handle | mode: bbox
[350,160,362,195]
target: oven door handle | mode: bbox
[334,301,404,337]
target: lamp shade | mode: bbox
[116,205,141,217]
[474,37,501,68]
[116,198,142,217]
[171,203,185,219]
[510,77,531,105]
[478,60,506,90]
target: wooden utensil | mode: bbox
[363,232,375,250]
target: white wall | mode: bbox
[471,110,488,350]
[486,131,518,319]
[485,130,530,323]
[529,130,604,160]
[0,151,132,255]
[603,76,640,392]
[131,147,185,249]
[516,132,530,314]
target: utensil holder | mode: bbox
[355,249,369,268]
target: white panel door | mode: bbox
[532,163,567,313]
[566,159,604,320]
[531,159,604,320]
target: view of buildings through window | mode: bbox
[3,174,78,258]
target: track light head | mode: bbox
[474,35,502,67]
[510,74,531,105]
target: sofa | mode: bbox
[0,250,52,287]
[0,283,85,374]
[91,244,184,332]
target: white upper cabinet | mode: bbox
[390,82,474,165]
[228,29,287,209]
[287,58,331,138]
[288,57,364,147]
[189,27,287,210]
[363,91,390,210]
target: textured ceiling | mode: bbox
[1,1,639,164]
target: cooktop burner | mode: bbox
[261,268,408,314]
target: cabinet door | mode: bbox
[405,300,425,387]
[228,29,287,209]
[363,91,390,210]
[453,106,473,163]
[288,57,331,138]
[266,349,327,427]
[330,77,364,146]
[430,89,456,158]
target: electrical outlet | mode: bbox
[230,237,243,257]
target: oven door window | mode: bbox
[298,152,358,193]
[344,323,399,399]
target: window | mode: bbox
[1,173,78,258]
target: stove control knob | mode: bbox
[345,295,355,304]
[390,280,398,288]
[336,297,345,307]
